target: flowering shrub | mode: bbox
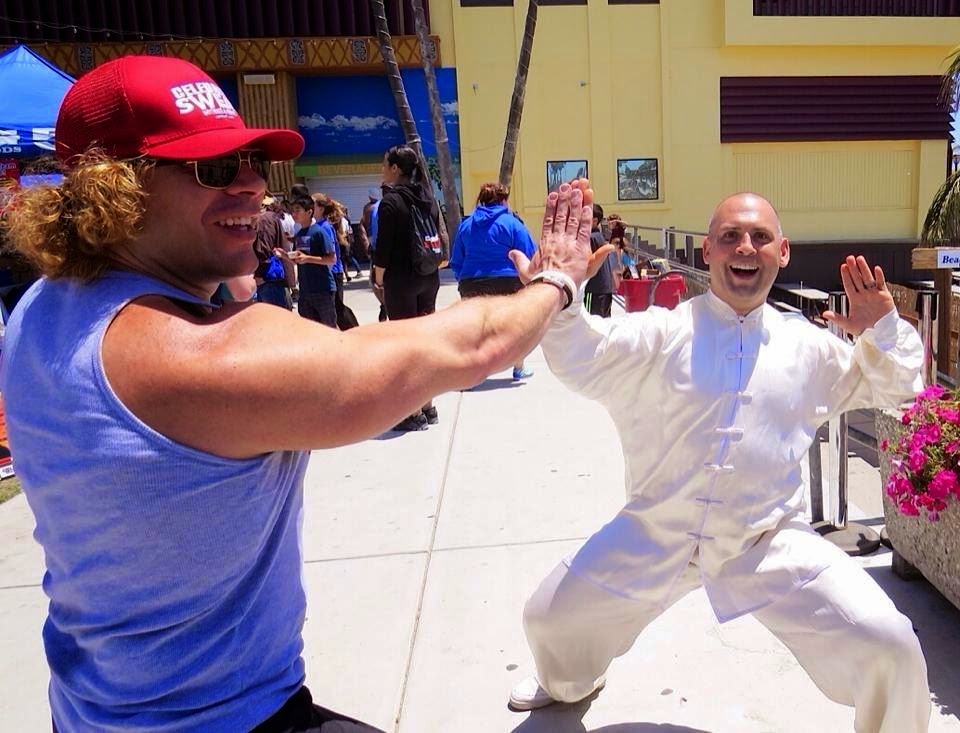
[882,384,960,521]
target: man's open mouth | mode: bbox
[214,216,257,231]
[730,263,759,280]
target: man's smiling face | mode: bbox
[702,193,790,316]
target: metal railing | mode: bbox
[617,224,707,269]
[612,224,709,309]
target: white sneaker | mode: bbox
[509,676,556,711]
[508,675,607,712]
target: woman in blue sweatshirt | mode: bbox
[450,183,538,380]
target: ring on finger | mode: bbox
[863,282,877,290]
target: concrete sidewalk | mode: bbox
[2,273,959,732]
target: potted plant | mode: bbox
[877,385,960,610]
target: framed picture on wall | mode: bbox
[617,158,658,201]
[546,160,588,194]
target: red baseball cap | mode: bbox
[55,55,304,165]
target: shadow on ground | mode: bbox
[509,691,709,733]
[464,378,525,393]
[512,713,708,733]
[372,431,415,441]
[866,564,960,720]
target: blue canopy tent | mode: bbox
[0,47,73,317]
[0,44,74,157]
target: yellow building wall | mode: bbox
[725,142,918,239]
[445,0,956,242]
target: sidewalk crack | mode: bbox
[392,389,463,732]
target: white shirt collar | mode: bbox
[703,288,767,325]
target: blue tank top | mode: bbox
[0,272,310,732]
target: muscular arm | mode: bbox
[103,284,566,458]
[103,181,595,459]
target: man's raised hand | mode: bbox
[510,179,611,287]
[822,255,896,336]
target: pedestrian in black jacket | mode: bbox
[372,145,442,432]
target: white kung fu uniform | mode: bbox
[526,290,930,733]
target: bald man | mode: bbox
[509,193,931,733]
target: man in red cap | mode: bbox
[0,56,603,732]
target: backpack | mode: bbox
[264,253,286,282]
[409,204,442,276]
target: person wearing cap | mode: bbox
[0,56,604,733]
[507,192,930,732]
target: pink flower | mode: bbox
[893,385,960,520]
[909,432,926,451]
[884,473,911,500]
[927,470,959,501]
[893,474,913,495]
[936,406,960,423]
[908,447,927,472]
[925,423,943,444]
[879,439,888,452]
[899,497,921,516]
[920,384,946,400]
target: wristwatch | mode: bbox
[527,270,576,310]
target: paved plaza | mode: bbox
[1,273,959,732]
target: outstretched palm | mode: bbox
[822,255,896,336]
[509,179,614,288]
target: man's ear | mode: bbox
[779,237,790,268]
[702,237,712,264]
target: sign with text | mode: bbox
[937,250,960,269]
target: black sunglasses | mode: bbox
[153,151,274,189]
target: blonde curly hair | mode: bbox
[2,151,155,282]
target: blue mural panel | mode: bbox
[400,68,461,160]
[296,69,460,161]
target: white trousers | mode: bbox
[523,543,930,733]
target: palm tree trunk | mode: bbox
[412,0,461,236]
[370,0,450,257]
[499,0,539,187]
